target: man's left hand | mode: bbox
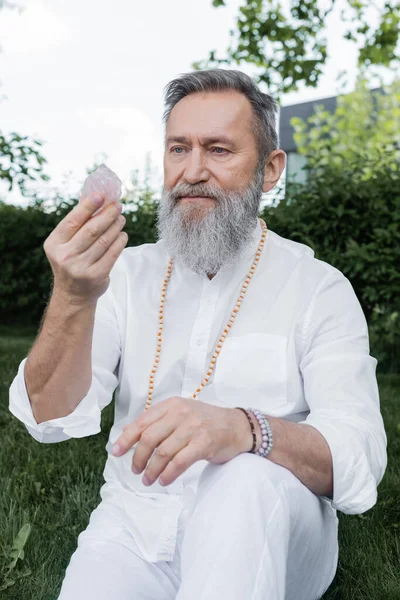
[111,396,252,487]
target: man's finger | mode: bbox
[131,417,178,474]
[54,194,106,245]
[157,442,202,486]
[112,403,169,456]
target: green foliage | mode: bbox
[291,76,400,167]
[199,0,400,96]
[0,523,32,592]
[260,78,400,372]
[0,132,50,196]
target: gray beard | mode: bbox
[155,166,265,277]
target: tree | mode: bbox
[291,75,400,172]
[195,0,400,97]
[0,0,50,197]
[0,133,50,196]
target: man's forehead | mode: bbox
[165,91,254,142]
[165,133,239,148]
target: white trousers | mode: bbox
[57,453,339,600]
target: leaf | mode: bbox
[5,523,32,574]
[0,578,16,592]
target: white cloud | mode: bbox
[0,0,73,54]
[75,104,154,136]
[74,103,163,177]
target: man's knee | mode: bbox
[198,452,298,498]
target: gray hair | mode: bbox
[162,68,280,166]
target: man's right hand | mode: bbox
[43,194,127,305]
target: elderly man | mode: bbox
[9,69,387,600]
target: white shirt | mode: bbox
[9,218,387,563]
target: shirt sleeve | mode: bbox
[297,270,388,515]
[8,279,121,444]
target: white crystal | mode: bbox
[80,164,122,216]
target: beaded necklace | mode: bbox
[144,218,268,412]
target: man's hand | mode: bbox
[111,397,253,487]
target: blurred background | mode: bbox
[1,1,399,598]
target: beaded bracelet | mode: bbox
[248,408,274,457]
[235,407,257,453]
[235,407,273,457]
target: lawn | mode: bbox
[0,326,399,599]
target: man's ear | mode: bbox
[262,150,286,193]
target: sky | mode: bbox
[0,0,391,208]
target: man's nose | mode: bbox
[183,149,210,184]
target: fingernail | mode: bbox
[142,475,150,486]
[112,443,122,456]
[93,194,103,205]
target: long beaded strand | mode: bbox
[144,218,268,412]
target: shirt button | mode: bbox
[197,339,203,346]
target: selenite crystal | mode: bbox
[80,163,122,216]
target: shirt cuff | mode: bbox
[8,356,114,443]
[297,413,387,515]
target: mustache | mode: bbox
[167,184,221,202]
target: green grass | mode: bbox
[0,326,399,599]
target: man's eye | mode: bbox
[171,147,229,154]
[212,147,228,154]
